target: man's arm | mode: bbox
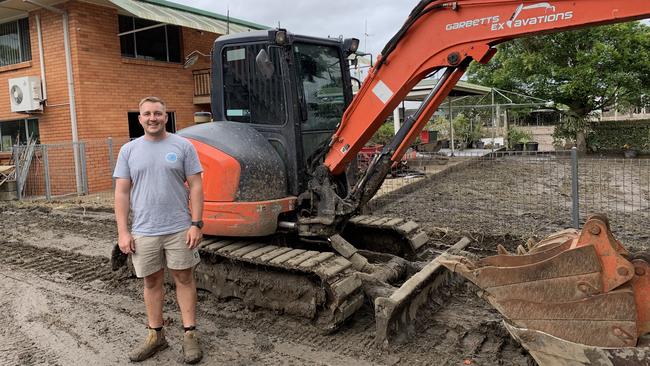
[115,178,135,254]
[186,173,204,248]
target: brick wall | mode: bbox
[2,1,222,195]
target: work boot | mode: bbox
[182,329,203,364]
[128,327,168,362]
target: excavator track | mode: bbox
[195,238,365,330]
[343,215,429,259]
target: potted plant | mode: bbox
[526,141,539,152]
[431,116,450,148]
[507,126,532,152]
[623,144,638,158]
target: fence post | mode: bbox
[80,142,88,195]
[43,145,52,200]
[571,147,580,228]
[13,145,21,200]
[107,137,115,190]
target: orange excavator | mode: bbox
[117,1,650,363]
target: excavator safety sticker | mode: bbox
[372,80,393,105]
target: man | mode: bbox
[114,96,204,364]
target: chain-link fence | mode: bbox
[12,140,650,243]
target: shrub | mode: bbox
[369,122,395,145]
[507,126,532,149]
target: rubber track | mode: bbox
[196,238,365,329]
[344,215,429,258]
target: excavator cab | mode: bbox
[210,29,356,197]
[176,30,361,237]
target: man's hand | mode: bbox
[186,226,203,249]
[118,232,136,254]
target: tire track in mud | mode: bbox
[0,241,115,285]
[0,294,61,366]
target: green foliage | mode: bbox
[369,122,395,145]
[551,115,591,146]
[453,114,483,147]
[467,22,650,146]
[507,126,532,149]
[429,114,481,147]
[587,120,650,152]
[431,116,450,140]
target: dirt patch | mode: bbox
[0,201,533,365]
[4,155,647,365]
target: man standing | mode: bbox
[114,96,204,364]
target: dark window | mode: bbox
[221,44,285,125]
[294,43,345,132]
[127,112,176,139]
[118,15,181,63]
[293,43,346,164]
[0,18,32,67]
[0,118,39,151]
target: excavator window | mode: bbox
[293,42,347,166]
[221,44,286,125]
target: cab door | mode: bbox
[219,43,302,196]
[292,42,352,185]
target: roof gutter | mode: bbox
[23,0,83,195]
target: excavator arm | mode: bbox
[326,0,650,176]
[298,0,650,241]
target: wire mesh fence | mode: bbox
[367,149,650,244]
[11,139,650,243]
[15,138,129,201]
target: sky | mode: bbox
[168,1,650,71]
[168,0,421,58]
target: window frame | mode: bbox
[0,18,32,67]
[220,43,288,126]
[118,15,182,63]
[0,118,39,152]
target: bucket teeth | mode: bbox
[441,214,650,350]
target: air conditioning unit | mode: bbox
[8,76,43,113]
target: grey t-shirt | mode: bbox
[113,133,203,236]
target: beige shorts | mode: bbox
[131,230,201,278]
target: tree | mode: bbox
[369,122,394,145]
[467,22,650,151]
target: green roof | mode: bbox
[139,0,269,30]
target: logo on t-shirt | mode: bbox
[165,152,178,163]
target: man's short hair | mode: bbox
[139,96,166,110]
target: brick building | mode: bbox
[0,0,265,196]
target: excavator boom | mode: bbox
[325,0,650,176]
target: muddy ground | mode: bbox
[0,201,533,366]
[2,155,647,365]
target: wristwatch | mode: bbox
[191,220,204,229]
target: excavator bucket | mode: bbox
[440,215,650,365]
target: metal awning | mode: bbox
[108,0,268,34]
[406,79,491,101]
